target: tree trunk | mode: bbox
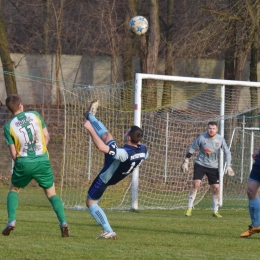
[146,0,160,75]
[122,8,134,82]
[43,0,51,54]
[122,0,139,82]
[162,0,174,107]
[109,1,121,84]
[51,0,64,105]
[249,37,259,122]
[121,1,137,110]
[249,31,258,113]
[224,19,236,117]
[143,0,160,109]
[249,0,259,122]
[0,13,17,95]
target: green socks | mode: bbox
[7,191,19,222]
[7,192,67,225]
[49,195,67,224]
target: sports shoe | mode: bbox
[2,220,16,236]
[240,225,260,238]
[84,99,99,119]
[185,208,192,217]
[96,231,117,239]
[213,212,222,218]
[60,222,70,237]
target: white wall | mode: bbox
[0,53,258,104]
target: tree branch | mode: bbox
[200,5,243,22]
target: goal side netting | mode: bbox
[60,74,260,210]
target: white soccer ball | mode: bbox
[129,16,149,36]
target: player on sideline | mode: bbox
[240,147,260,237]
[180,121,234,218]
[2,94,70,237]
[83,100,148,239]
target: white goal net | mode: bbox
[60,74,260,210]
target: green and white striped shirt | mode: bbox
[4,111,49,162]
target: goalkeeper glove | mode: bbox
[181,159,189,173]
[224,165,235,176]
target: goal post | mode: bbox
[131,74,143,210]
[60,73,260,211]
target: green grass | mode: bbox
[0,186,257,260]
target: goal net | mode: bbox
[60,74,260,210]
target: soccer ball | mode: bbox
[129,16,149,36]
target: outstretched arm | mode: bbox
[84,120,109,154]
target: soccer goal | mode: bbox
[60,74,260,210]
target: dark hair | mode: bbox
[208,121,218,127]
[5,94,22,114]
[128,125,143,144]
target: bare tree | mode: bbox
[248,0,260,121]
[162,0,174,107]
[146,0,160,75]
[43,0,51,54]
[103,0,122,84]
[122,0,137,82]
[0,13,17,95]
[200,1,260,116]
[247,1,259,80]
[0,0,259,99]
[142,0,160,109]
[51,0,65,105]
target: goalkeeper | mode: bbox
[180,121,234,218]
[83,100,148,239]
[2,94,70,237]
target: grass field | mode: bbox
[0,186,258,260]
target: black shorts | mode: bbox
[193,163,219,185]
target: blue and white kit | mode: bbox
[88,140,148,200]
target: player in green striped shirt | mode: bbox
[2,94,70,237]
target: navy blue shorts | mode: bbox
[194,163,219,185]
[87,176,108,201]
[87,139,117,200]
[249,163,260,183]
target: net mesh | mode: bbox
[60,79,260,210]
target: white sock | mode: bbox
[212,195,219,213]
[187,189,197,209]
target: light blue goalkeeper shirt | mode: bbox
[188,132,231,169]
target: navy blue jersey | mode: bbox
[99,141,148,186]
